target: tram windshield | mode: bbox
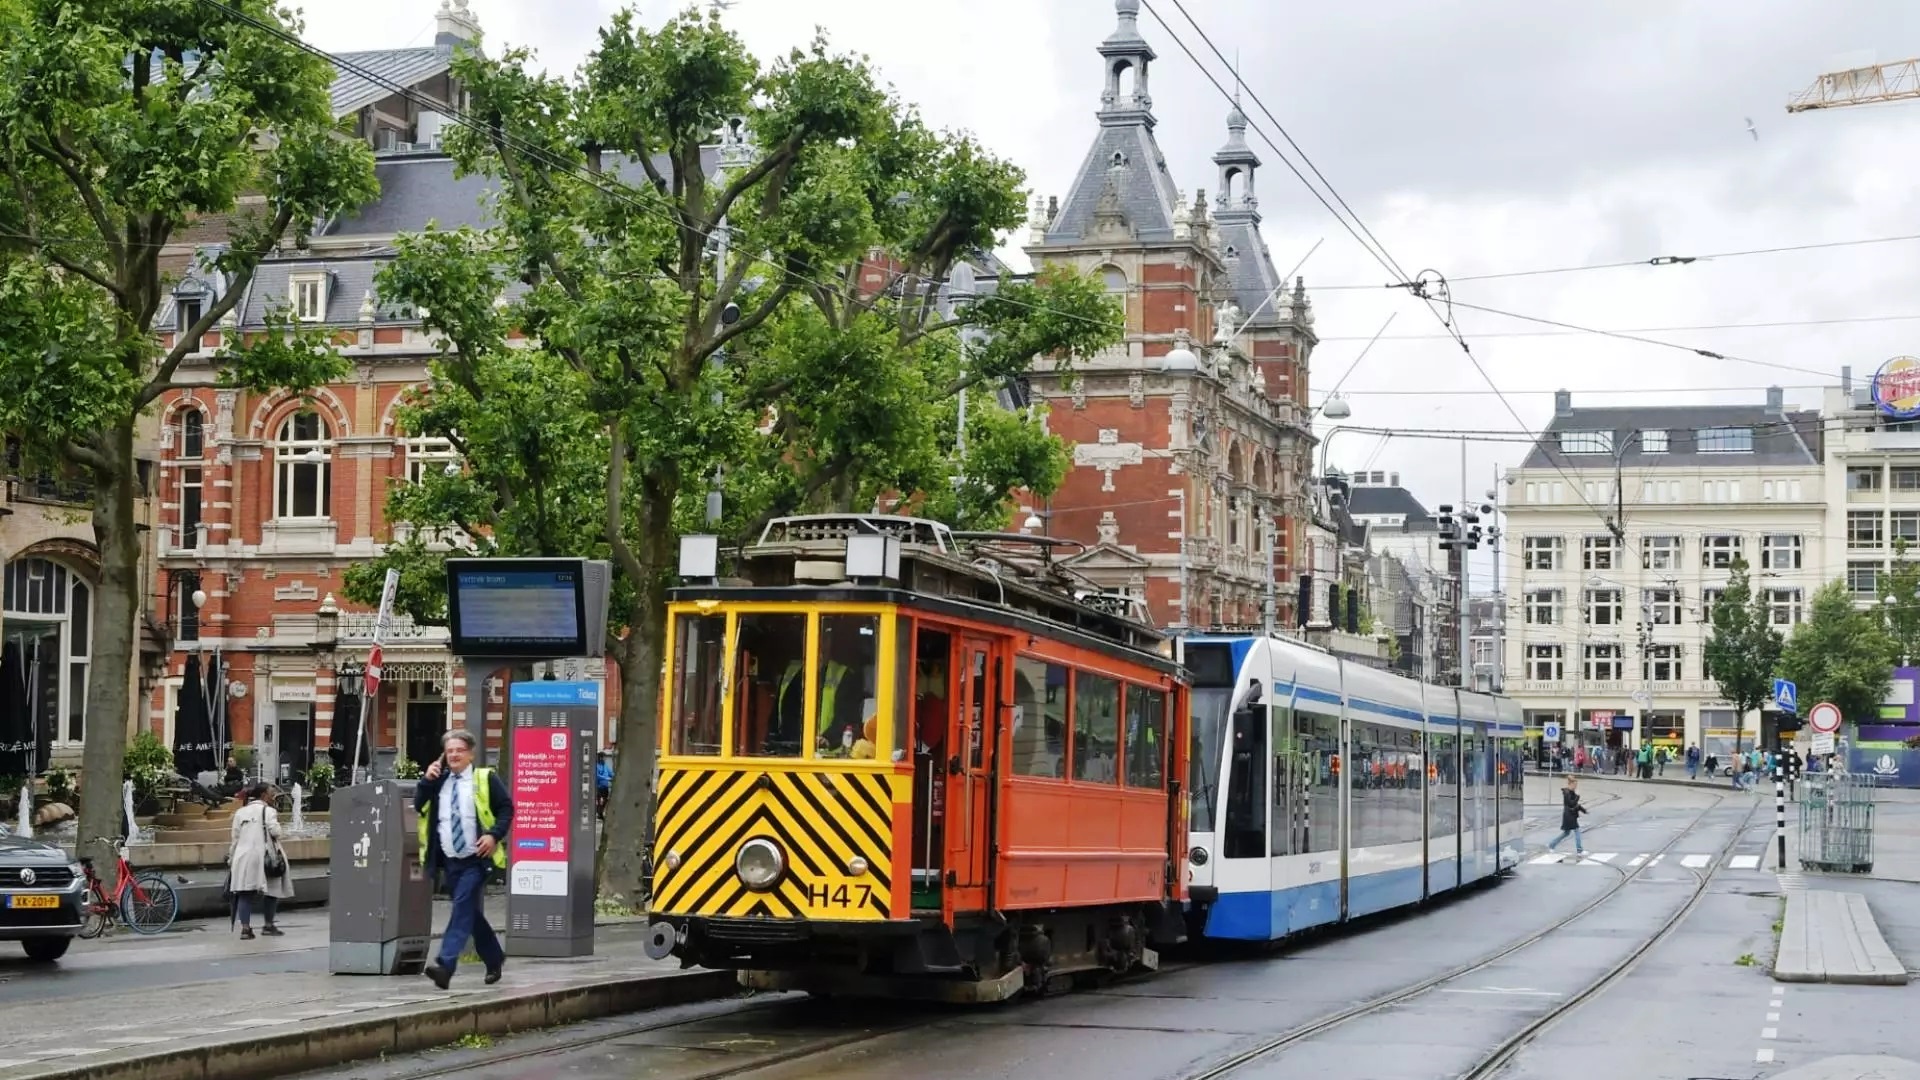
[1189,687,1231,831]
[667,605,892,760]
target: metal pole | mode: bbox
[1458,440,1470,689]
[1776,755,1788,869]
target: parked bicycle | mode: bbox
[76,836,180,938]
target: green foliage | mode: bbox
[1702,558,1783,756]
[0,0,378,863]
[44,766,75,803]
[123,731,174,800]
[304,760,335,797]
[1779,580,1896,726]
[1883,538,1920,663]
[393,757,422,780]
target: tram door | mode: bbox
[945,636,998,913]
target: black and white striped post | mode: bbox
[1775,756,1788,870]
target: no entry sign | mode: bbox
[1807,701,1842,735]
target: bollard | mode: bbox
[1776,759,1788,870]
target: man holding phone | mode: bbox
[415,728,513,989]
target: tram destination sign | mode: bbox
[445,558,612,658]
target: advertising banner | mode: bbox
[506,680,600,956]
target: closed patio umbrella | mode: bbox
[0,642,30,778]
[172,654,216,780]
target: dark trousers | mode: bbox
[236,891,279,928]
[437,858,505,974]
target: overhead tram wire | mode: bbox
[1135,0,1622,531]
[186,0,1130,342]
[1310,232,1920,290]
[1314,312,1920,341]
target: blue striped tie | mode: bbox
[449,777,468,857]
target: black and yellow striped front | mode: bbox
[650,765,902,921]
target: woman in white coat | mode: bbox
[228,781,293,939]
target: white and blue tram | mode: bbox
[1181,634,1526,941]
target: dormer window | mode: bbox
[292,274,326,322]
[175,295,204,350]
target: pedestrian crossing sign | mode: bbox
[1772,678,1797,714]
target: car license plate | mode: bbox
[7,895,59,909]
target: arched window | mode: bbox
[1100,266,1127,294]
[2,557,92,746]
[177,408,205,549]
[274,411,332,519]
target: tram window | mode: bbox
[1269,704,1295,857]
[1072,672,1119,784]
[1293,710,1338,854]
[669,613,726,756]
[731,611,809,758]
[816,614,880,757]
[906,620,946,760]
[1124,685,1165,789]
[1011,657,1066,778]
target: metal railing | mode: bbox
[1799,771,1876,874]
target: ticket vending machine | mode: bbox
[505,681,599,957]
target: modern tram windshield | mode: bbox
[1189,687,1232,831]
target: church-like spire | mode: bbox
[1098,0,1157,127]
[1213,90,1260,217]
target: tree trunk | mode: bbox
[76,425,140,882]
[595,484,674,908]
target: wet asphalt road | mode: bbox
[288,779,1838,1080]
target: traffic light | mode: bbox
[1437,502,1494,553]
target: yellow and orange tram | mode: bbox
[642,515,1190,1000]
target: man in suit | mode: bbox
[415,728,512,989]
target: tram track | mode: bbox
[1180,789,1747,1080]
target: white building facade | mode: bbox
[1502,389,1826,761]
[1821,367,1920,607]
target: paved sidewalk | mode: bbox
[0,901,721,1080]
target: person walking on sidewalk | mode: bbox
[417,729,514,990]
[1685,743,1700,780]
[1547,775,1588,861]
[227,781,292,940]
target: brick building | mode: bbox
[1021,0,1317,631]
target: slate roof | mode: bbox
[1214,217,1285,328]
[1045,123,1183,244]
[331,47,456,117]
[1520,403,1822,470]
[1351,484,1443,530]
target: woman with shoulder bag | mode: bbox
[228,781,294,940]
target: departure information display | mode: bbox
[446,562,586,657]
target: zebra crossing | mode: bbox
[1525,850,1764,871]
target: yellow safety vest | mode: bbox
[816,661,848,734]
[418,767,506,869]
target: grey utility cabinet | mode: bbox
[328,780,432,975]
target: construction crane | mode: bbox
[1787,58,1920,112]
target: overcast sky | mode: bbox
[305,0,1920,581]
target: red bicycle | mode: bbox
[76,836,179,937]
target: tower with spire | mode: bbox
[1023,0,1318,633]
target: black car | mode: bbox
[0,833,85,962]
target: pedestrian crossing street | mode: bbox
[1525,851,1769,871]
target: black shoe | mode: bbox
[240,927,255,940]
[261,925,285,937]
[423,963,453,990]
[484,965,502,985]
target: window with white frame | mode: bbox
[1,557,91,744]
[1640,429,1668,453]
[1700,588,1725,620]
[1648,644,1683,682]
[292,274,327,322]
[1761,533,1802,571]
[1702,534,1741,568]
[177,408,204,550]
[1893,511,1920,546]
[1523,535,1562,571]
[1559,430,1612,454]
[1696,426,1753,453]
[175,295,204,351]
[1766,587,1803,626]
[1642,534,1680,571]
[1646,587,1682,625]
[1525,589,1562,626]
[1849,510,1885,550]
[1585,588,1623,626]
[1582,480,1614,506]
[1526,644,1563,681]
[1850,466,1883,492]
[1848,561,1881,597]
[1583,535,1619,571]
[1894,466,1920,491]
[405,435,460,486]
[274,410,332,519]
[1584,643,1624,681]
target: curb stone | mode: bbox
[12,969,735,1080]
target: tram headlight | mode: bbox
[735,838,786,891]
[847,856,869,876]
[1189,845,1209,867]
[663,850,682,871]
